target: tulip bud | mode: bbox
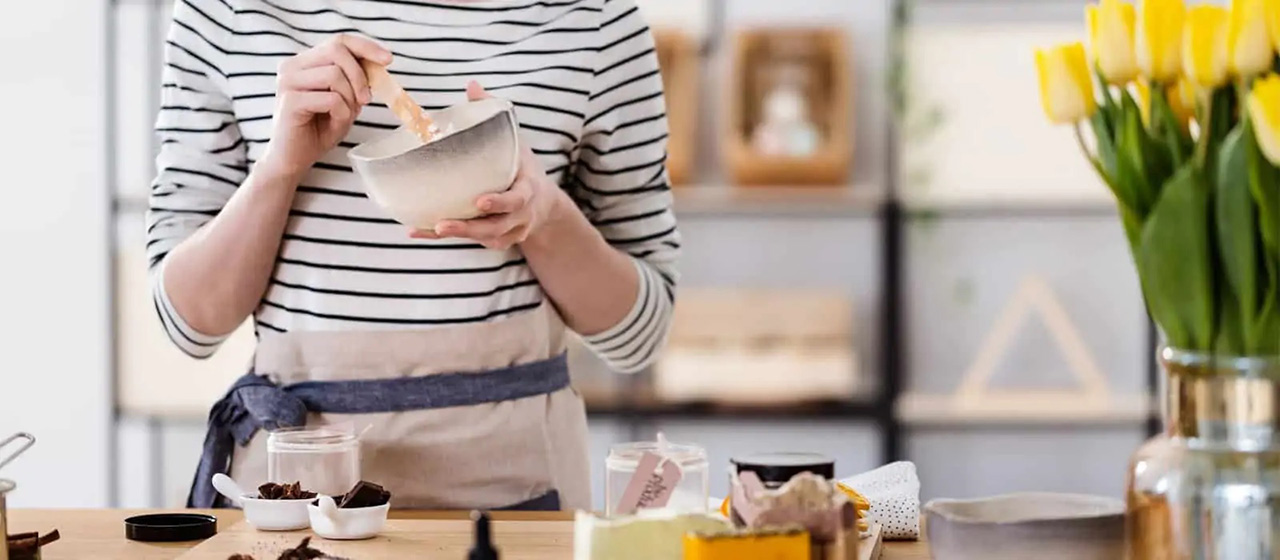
[1138,0,1187,82]
[1088,0,1141,84]
[1229,0,1273,76]
[1184,5,1230,89]
[1248,74,1280,165]
[1036,42,1099,124]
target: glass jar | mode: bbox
[1126,347,1280,559]
[267,425,360,498]
[605,440,708,515]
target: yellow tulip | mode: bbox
[1184,5,1230,88]
[1036,43,1099,124]
[1229,0,1273,76]
[1248,74,1280,165]
[1269,0,1280,54]
[1134,78,1196,127]
[1088,0,1141,84]
[1138,0,1187,82]
[1168,78,1197,126]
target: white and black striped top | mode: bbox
[147,0,680,373]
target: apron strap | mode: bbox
[187,353,571,508]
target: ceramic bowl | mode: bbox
[348,97,520,231]
[923,492,1125,560]
[307,496,391,540]
[237,495,312,532]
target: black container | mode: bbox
[732,452,835,487]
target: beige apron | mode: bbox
[226,304,591,510]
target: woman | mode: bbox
[148,0,679,511]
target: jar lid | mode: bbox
[124,513,217,542]
[731,452,835,483]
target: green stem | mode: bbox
[1076,123,1118,192]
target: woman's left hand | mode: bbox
[410,81,565,249]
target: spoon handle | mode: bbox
[211,473,246,506]
[361,60,437,143]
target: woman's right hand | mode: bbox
[260,35,392,181]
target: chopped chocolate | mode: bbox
[7,529,60,560]
[227,555,256,560]
[337,480,390,509]
[258,481,317,500]
[275,537,349,560]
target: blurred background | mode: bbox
[1,0,1157,510]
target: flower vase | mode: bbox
[1126,347,1280,559]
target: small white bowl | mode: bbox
[348,97,520,231]
[307,495,391,540]
[238,495,312,532]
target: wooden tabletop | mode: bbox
[8,509,929,559]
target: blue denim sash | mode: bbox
[186,353,570,509]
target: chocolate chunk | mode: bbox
[276,537,349,560]
[258,481,317,500]
[227,555,256,560]
[337,480,390,509]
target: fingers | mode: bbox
[280,66,358,111]
[283,35,391,106]
[340,34,393,65]
[434,212,531,249]
[466,80,492,101]
[475,178,531,214]
[283,91,351,123]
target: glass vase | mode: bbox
[1126,347,1280,559]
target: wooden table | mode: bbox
[8,509,930,559]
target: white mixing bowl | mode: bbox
[348,97,520,231]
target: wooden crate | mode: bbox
[724,27,853,186]
[655,288,859,405]
[653,27,700,186]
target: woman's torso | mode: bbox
[211,0,601,336]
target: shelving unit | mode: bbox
[103,0,1159,507]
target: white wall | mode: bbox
[0,0,111,507]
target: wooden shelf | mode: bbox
[586,397,879,420]
[673,184,882,216]
[901,192,1117,218]
[896,392,1154,427]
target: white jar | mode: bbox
[266,425,360,498]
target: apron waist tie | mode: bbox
[187,353,571,508]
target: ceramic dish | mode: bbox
[348,97,520,231]
[924,492,1124,560]
[307,494,391,540]
[211,473,310,532]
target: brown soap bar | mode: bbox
[258,481,317,500]
[337,480,391,509]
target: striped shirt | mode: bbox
[146,0,680,374]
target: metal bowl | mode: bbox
[924,492,1125,560]
[348,97,520,231]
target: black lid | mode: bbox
[124,513,217,542]
[468,510,500,560]
[732,452,835,483]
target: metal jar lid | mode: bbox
[731,452,835,483]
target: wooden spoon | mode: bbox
[361,60,438,143]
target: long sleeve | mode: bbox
[572,0,681,374]
[145,0,246,358]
